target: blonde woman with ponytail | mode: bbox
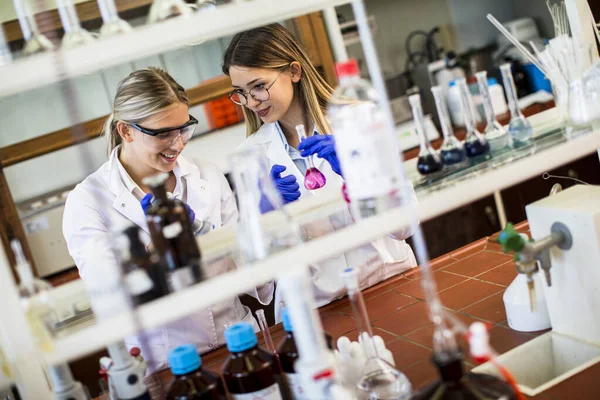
[223,24,417,321]
[63,67,273,373]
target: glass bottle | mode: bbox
[328,59,408,218]
[49,363,91,400]
[143,173,203,292]
[147,0,194,24]
[12,0,54,54]
[166,344,226,400]
[0,24,12,66]
[500,64,533,144]
[430,86,467,166]
[343,268,412,399]
[222,322,286,400]
[295,124,327,190]
[475,71,510,151]
[456,78,490,157]
[97,0,132,36]
[56,0,96,48]
[121,226,169,306]
[409,93,443,175]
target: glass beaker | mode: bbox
[456,78,490,157]
[431,86,467,166]
[409,94,443,175]
[500,64,533,144]
[476,71,510,152]
[295,124,327,190]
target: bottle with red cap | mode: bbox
[328,58,408,219]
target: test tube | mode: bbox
[256,309,277,356]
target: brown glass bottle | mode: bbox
[143,173,203,292]
[122,226,169,305]
[222,322,285,400]
[166,344,227,400]
[411,352,517,399]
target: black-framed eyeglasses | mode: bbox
[228,69,286,106]
[130,115,198,149]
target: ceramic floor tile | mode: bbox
[443,251,513,277]
[320,312,357,338]
[362,274,411,300]
[484,238,506,253]
[437,280,504,311]
[461,292,507,323]
[476,261,518,286]
[403,325,434,349]
[395,271,468,299]
[403,359,439,390]
[404,256,459,280]
[448,239,487,260]
[372,302,431,336]
[338,291,418,321]
[385,338,432,370]
[488,325,535,355]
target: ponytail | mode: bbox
[103,113,120,156]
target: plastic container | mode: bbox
[166,344,226,399]
[487,78,509,116]
[503,273,551,332]
[222,322,287,400]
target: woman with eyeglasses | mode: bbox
[62,67,272,373]
[223,24,417,321]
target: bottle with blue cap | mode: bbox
[221,322,286,400]
[166,344,225,399]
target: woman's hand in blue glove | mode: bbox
[298,135,343,177]
[270,164,301,204]
[140,193,196,223]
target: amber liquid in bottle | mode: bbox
[144,173,203,292]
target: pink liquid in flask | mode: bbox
[296,124,327,190]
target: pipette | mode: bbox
[256,309,278,357]
[295,124,327,190]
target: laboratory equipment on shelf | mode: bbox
[229,148,301,263]
[121,226,169,306]
[49,363,91,400]
[97,0,132,36]
[56,0,96,48]
[456,78,490,157]
[12,0,54,54]
[343,268,412,399]
[143,173,203,292]
[147,0,194,24]
[409,93,443,175]
[196,0,217,12]
[500,64,533,144]
[431,86,467,166]
[166,345,226,399]
[106,342,151,400]
[0,25,11,66]
[328,59,407,219]
[295,124,327,190]
[476,71,510,151]
[222,322,288,400]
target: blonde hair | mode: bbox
[222,23,334,137]
[103,67,190,154]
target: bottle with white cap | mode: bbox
[49,363,91,400]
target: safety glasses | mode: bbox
[130,115,198,149]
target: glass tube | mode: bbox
[456,78,490,157]
[431,86,466,166]
[409,94,442,175]
[147,0,194,24]
[12,0,54,54]
[343,268,412,399]
[56,0,96,48]
[500,64,533,143]
[97,0,132,36]
[295,124,327,190]
[475,71,510,152]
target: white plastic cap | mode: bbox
[408,93,422,108]
[468,321,491,359]
[431,85,442,95]
[342,268,359,291]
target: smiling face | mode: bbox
[229,65,300,124]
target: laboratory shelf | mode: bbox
[0,0,350,98]
[42,125,600,366]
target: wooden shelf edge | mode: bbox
[0,75,233,168]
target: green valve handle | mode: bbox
[497,223,526,254]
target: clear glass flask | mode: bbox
[295,124,327,190]
[148,0,194,24]
[343,268,412,399]
[456,78,490,158]
[12,0,54,55]
[431,86,467,166]
[409,94,443,175]
[56,0,96,48]
[475,71,510,151]
[500,64,533,144]
[97,0,132,36]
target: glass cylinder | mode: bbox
[475,71,510,152]
[147,0,194,24]
[409,94,442,175]
[56,0,96,48]
[456,78,489,157]
[500,64,533,143]
[97,0,132,36]
[12,0,54,54]
[431,86,466,166]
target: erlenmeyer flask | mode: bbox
[476,71,510,151]
[343,268,412,399]
[148,0,194,24]
[295,124,327,190]
[456,78,490,157]
[97,0,132,37]
[56,0,96,48]
[409,94,442,175]
[500,64,533,144]
[431,86,467,166]
[229,148,301,264]
[12,0,54,55]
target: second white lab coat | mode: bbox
[236,122,418,321]
[63,147,272,373]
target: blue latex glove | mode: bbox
[140,193,195,224]
[298,134,343,177]
[270,164,301,204]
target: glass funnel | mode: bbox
[431,86,466,166]
[475,71,510,152]
[295,124,327,190]
[56,0,96,48]
[97,0,132,36]
[343,268,412,399]
[409,94,442,175]
[456,78,489,157]
[12,0,54,55]
[500,64,533,144]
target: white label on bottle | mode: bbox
[284,372,306,399]
[163,222,182,239]
[167,267,195,291]
[230,383,283,400]
[125,269,154,295]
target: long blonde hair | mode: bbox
[103,67,189,155]
[222,23,334,137]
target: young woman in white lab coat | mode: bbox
[62,67,272,373]
[222,24,418,320]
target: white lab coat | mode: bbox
[236,122,417,321]
[63,147,272,373]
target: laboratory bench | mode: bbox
[82,220,599,400]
